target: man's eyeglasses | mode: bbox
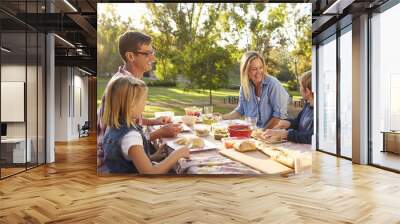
[133,49,155,57]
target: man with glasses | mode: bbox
[97,31,182,171]
[118,31,156,80]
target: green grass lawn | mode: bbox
[97,76,109,104]
[144,87,239,118]
[97,76,238,118]
[281,82,301,100]
[97,76,302,118]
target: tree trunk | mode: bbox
[209,88,212,105]
[162,59,167,80]
[294,59,300,91]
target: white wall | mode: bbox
[1,65,29,137]
[55,66,69,141]
[72,72,89,138]
[1,63,46,164]
[54,67,89,141]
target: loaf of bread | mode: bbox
[275,153,295,168]
[233,140,257,152]
[260,148,282,159]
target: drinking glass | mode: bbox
[204,105,213,115]
[245,117,257,130]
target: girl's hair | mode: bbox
[300,71,312,92]
[240,51,266,101]
[102,75,147,129]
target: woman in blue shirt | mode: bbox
[223,51,289,129]
[263,71,314,144]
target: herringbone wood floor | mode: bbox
[1,135,400,223]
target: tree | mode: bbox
[222,3,288,77]
[142,3,205,81]
[269,46,294,82]
[287,4,312,90]
[97,3,311,97]
[143,3,234,104]
[97,4,135,76]
[180,38,234,103]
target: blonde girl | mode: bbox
[102,76,189,174]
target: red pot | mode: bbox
[228,124,252,138]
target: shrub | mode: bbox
[146,80,176,87]
[227,84,241,90]
[287,80,298,91]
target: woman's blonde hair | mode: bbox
[102,75,148,129]
[300,71,312,92]
[240,51,266,101]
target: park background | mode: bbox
[97,3,312,118]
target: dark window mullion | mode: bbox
[36,0,39,167]
[25,0,28,171]
[316,45,319,150]
[336,27,341,157]
[44,0,48,165]
[367,11,373,165]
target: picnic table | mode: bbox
[148,117,312,175]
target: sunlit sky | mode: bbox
[98,3,311,50]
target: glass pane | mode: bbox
[1,30,27,177]
[371,4,400,171]
[340,28,352,158]
[38,33,45,165]
[317,36,337,154]
[27,31,38,169]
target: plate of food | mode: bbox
[153,123,192,133]
[166,135,217,152]
[212,124,229,140]
[194,124,211,137]
[184,106,202,117]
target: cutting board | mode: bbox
[219,149,293,174]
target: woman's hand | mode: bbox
[262,129,288,140]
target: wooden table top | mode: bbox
[149,118,312,175]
